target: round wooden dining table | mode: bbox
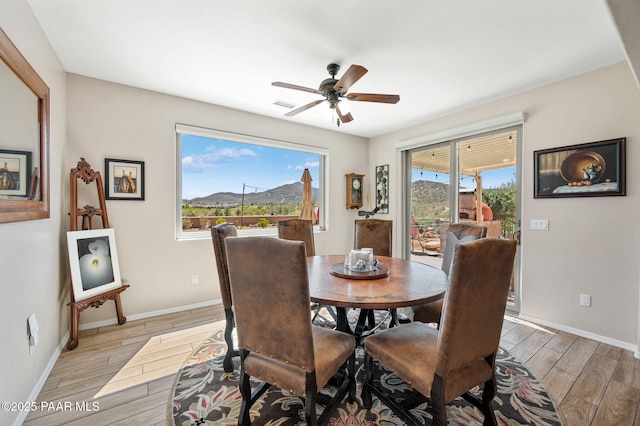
[307,255,447,338]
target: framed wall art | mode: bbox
[67,228,122,301]
[534,138,626,198]
[0,149,32,197]
[375,164,389,213]
[105,158,145,200]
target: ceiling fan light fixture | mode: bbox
[325,104,336,122]
[316,99,330,115]
[272,63,399,125]
[339,98,352,114]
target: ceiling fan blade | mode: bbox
[346,93,400,104]
[333,64,368,94]
[272,81,323,95]
[285,99,325,117]
[335,104,353,123]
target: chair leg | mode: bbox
[238,353,252,426]
[223,308,236,373]
[430,374,447,426]
[304,374,319,426]
[327,306,338,321]
[389,308,398,328]
[347,352,356,403]
[367,309,375,329]
[480,376,497,426]
[361,352,374,409]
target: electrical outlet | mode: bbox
[191,275,198,284]
[580,294,591,307]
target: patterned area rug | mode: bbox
[169,320,562,426]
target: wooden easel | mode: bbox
[67,158,129,350]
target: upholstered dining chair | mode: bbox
[362,238,517,426]
[353,219,394,332]
[410,222,487,325]
[277,218,315,256]
[278,219,337,325]
[354,219,392,257]
[210,223,239,373]
[225,236,356,426]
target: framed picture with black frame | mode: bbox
[534,138,625,198]
[105,158,145,200]
[0,149,31,197]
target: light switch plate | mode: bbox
[530,219,549,231]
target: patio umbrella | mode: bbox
[299,168,316,224]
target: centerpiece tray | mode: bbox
[329,263,390,280]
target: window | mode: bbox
[176,124,327,239]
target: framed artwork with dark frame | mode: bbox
[67,228,122,301]
[375,164,389,213]
[534,138,626,198]
[105,158,145,200]
[0,149,31,197]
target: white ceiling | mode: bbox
[27,0,626,138]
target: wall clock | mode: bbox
[346,173,364,209]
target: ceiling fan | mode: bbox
[272,63,400,126]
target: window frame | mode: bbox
[175,124,328,240]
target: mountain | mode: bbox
[411,179,451,203]
[188,180,454,206]
[188,182,319,205]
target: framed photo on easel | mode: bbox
[67,228,122,301]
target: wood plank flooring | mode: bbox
[23,306,640,425]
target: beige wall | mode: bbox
[3,2,640,424]
[0,1,68,424]
[66,74,369,325]
[370,61,640,348]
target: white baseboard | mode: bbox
[518,313,638,356]
[14,331,70,426]
[18,299,223,425]
[78,298,222,331]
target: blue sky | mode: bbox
[181,134,516,200]
[181,134,320,200]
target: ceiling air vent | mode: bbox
[273,99,296,109]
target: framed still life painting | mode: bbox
[534,138,625,198]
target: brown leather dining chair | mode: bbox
[353,218,395,333]
[410,222,487,325]
[354,219,392,257]
[362,238,517,426]
[225,236,356,426]
[277,218,338,325]
[277,218,316,256]
[210,223,239,373]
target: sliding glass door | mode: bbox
[406,126,521,310]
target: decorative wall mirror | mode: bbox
[0,28,50,223]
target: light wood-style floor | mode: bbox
[23,305,640,425]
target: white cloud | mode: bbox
[294,160,320,170]
[183,146,256,171]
